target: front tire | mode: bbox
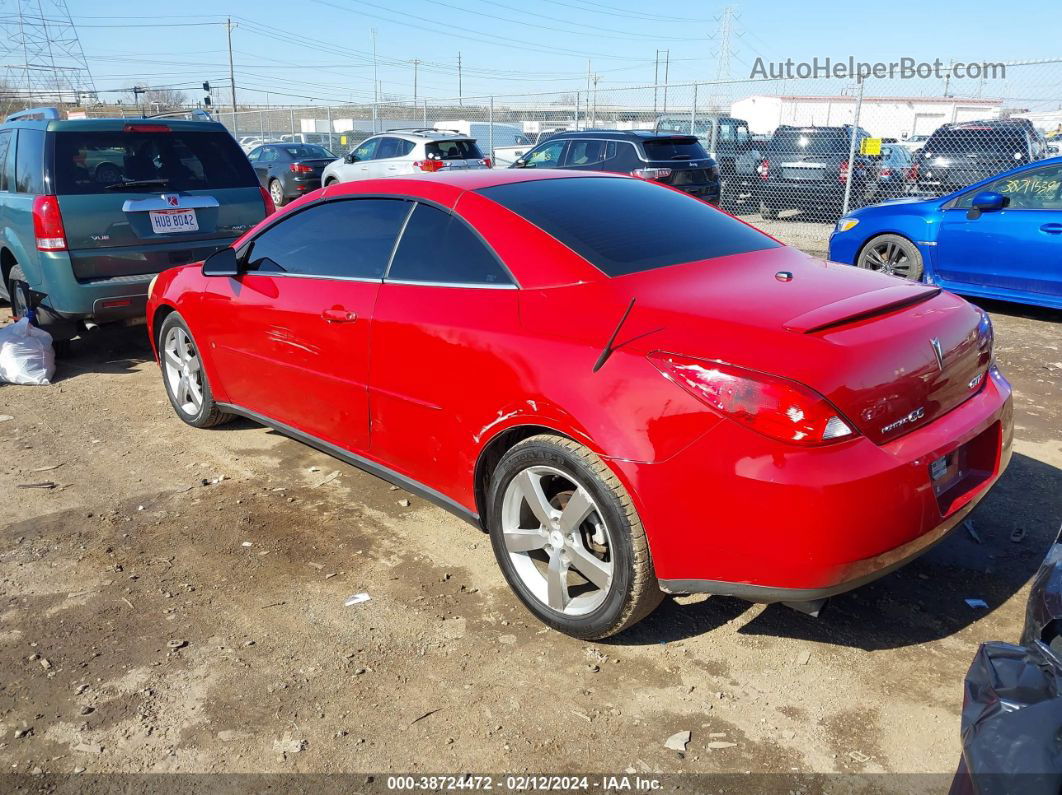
[487,434,662,639]
[158,312,232,428]
[857,233,924,281]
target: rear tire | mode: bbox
[158,312,232,429]
[760,203,779,220]
[7,265,74,352]
[269,179,286,207]
[487,434,663,639]
[856,234,924,281]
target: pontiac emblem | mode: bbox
[164,194,180,207]
[929,337,944,371]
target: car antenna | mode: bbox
[592,298,636,373]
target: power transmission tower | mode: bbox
[712,6,737,83]
[0,0,97,106]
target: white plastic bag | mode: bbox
[0,317,55,385]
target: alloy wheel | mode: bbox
[859,239,915,278]
[163,326,205,416]
[270,180,284,207]
[500,465,614,616]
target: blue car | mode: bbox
[828,156,1062,310]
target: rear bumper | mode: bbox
[610,366,1013,596]
[763,182,860,209]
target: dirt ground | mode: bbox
[1,296,1060,787]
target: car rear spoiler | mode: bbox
[784,285,942,334]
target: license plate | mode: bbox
[149,209,198,234]
[930,450,966,495]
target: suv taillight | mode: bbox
[289,163,313,173]
[414,159,446,172]
[480,157,493,168]
[756,158,769,180]
[260,185,276,216]
[33,195,67,251]
[839,159,850,184]
[648,352,855,446]
[632,167,672,180]
[906,164,919,182]
[879,167,893,177]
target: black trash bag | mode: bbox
[950,640,1062,795]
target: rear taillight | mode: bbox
[414,159,446,172]
[839,159,850,184]
[480,157,493,168]
[648,352,856,446]
[632,167,672,180]
[259,185,276,216]
[289,163,313,173]
[32,195,67,251]
[756,158,769,180]
[906,164,919,182]
[879,167,893,177]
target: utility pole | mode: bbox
[371,28,379,132]
[586,59,591,125]
[653,49,660,114]
[943,59,954,97]
[226,18,237,125]
[410,58,421,103]
[458,51,463,106]
[591,73,599,128]
[662,49,670,114]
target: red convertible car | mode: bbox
[146,169,1013,639]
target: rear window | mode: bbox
[425,139,483,160]
[52,129,257,195]
[641,137,707,161]
[478,176,779,277]
[923,128,1026,156]
[280,144,335,159]
[768,129,851,156]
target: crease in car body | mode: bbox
[147,170,1013,639]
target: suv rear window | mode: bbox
[425,139,483,161]
[768,129,851,156]
[53,129,257,195]
[923,128,1027,156]
[478,176,778,277]
[641,137,707,161]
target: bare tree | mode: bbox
[124,85,188,111]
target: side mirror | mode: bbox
[514,158,527,168]
[202,247,239,277]
[971,191,1007,213]
[344,153,358,164]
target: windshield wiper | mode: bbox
[105,178,169,191]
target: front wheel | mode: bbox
[487,434,662,639]
[857,234,924,281]
[158,312,232,428]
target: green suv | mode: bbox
[0,108,270,345]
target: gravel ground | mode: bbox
[0,292,1059,785]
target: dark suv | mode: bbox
[0,107,269,346]
[913,119,1047,196]
[759,125,874,220]
[654,115,760,211]
[511,130,720,205]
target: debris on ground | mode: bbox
[965,598,989,609]
[1011,527,1027,543]
[73,743,103,754]
[166,639,188,649]
[964,520,982,544]
[17,481,57,489]
[664,730,691,752]
[796,650,812,665]
[848,750,871,763]
[272,736,307,754]
[707,741,738,749]
[398,499,411,507]
[344,593,371,606]
[314,471,340,488]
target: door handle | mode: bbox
[322,308,357,324]
[1040,223,1062,234]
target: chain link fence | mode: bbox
[207,59,1059,255]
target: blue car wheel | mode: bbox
[855,234,924,281]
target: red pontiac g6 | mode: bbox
[146,169,1013,639]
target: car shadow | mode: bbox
[49,324,155,381]
[612,451,1062,651]
[966,296,1062,323]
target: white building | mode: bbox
[730,95,1004,139]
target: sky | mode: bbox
[55,0,1062,108]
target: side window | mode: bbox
[376,137,414,159]
[564,140,611,168]
[524,140,566,168]
[245,198,410,278]
[388,203,512,286]
[261,148,280,163]
[246,148,262,162]
[353,138,379,161]
[14,128,45,194]
[0,131,11,191]
[2,131,13,190]
[957,163,1062,210]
